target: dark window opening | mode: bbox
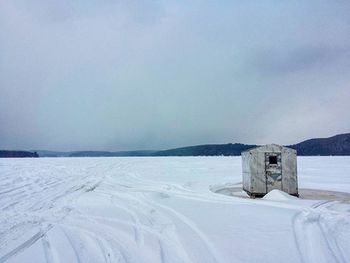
[269,156,277,164]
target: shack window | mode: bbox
[269,156,277,164]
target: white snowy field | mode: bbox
[0,157,350,263]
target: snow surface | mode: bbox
[263,189,298,201]
[0,156,350,263]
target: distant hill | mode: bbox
[34,150,71,157]
[69,150,156,157]
[8,132,350,157]
[152,143,257,156]
[154,133,350,156]
[0,150,39,158]
[69,151,117,157]
[289,133,350,156]
[35,150,156,157]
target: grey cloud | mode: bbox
[1,1,350,151]
[253,46,350,74]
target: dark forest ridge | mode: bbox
[289,133,350,156]
[152,133,350,156]
[1,133,350,158]
[35,133,350,157]
[0,151,39,158]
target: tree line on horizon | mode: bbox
[1,133,350,158]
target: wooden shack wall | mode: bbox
[281,148,298,195]
[242,151,267,194]
[241,145,298,196]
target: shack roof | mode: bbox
[242,144,296,154]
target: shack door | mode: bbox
[265,153,282,192]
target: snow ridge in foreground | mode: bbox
[0,157,350,263]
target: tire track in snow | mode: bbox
[60,222,130,263]
[61,228,83,263]
[143,196,225,263]
[293,201,349,263]
[73,210,194,262]
[110,169,229,262]
[316,202,349,263]
[0,161,115,262]
[109,193,193,262]
[110,195,145,246]
[0,224,52,263]
[42,234,60,263]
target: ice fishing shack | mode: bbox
[241,144,298,198]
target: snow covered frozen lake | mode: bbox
[1,157,350,263]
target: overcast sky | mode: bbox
[1,1,350,151]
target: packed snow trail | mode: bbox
[293,200,350,263]
[0,157,350,263]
